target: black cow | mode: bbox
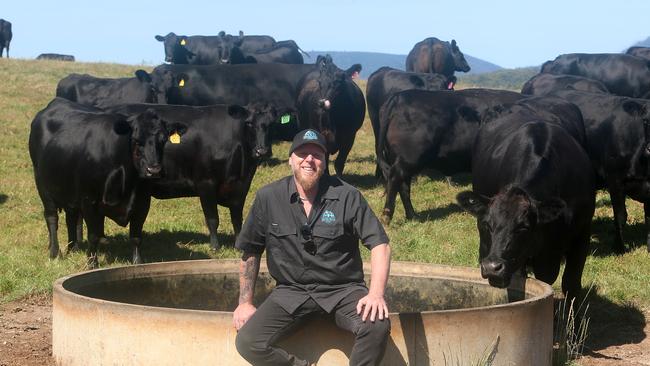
[29,98,186,267]
[0,19,11,58]
[37,53,75,62]
[108,102,284,250]
[456,117,595,298]
[232,31,276,55]
[155,32,230,64]
[626,46,650,60]
[482,96,588,148]
[377,88,524,223]
[366,66,451,179]
[149,55,364,174]
[541,53,650,98]
[56,71,156,109]
[230,40,307,64]
[551,89,650,253]
[521,73,609,96]
[405,37,470,78]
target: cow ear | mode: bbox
[135,69,152,83]
[456,191,489,217]
[345,63,362,78]
[218,31,226,37]
[536,197,568,224]
[623,100,646,116]
[102,166,126,206]
[113,120,132,135]
[155,35,165,42]
[228,105,250,120]
[451,39,458,49]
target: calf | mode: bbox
[541,53,650,98]
[366,67,451,179]
[405,37,470,77]
[377,88,524,223]
[56,71,156,109]
[457,117,595,298]
[109,103,284,250]
[29,98,186,267]
[552,89,650,253]
[521,73,609,96]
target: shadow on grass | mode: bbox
[415,203,464,222]
[70,229,234,265]
[337,173,381,190]
[574,286,647,356]
[589,217,646,257]
[345,155,376,164]
[421,170,472,186]
[0,193,7,205]
[259,157,283,168]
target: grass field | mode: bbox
[0,56,648,337]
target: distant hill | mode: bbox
[307,51,502,79]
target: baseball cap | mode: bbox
[289,129,328,156]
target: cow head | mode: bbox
[228,103,288,159]
[456,187,568,288]
[114,109,187,178]
[217,33,240,64]
[149,67,189,104]
[154,32,194,64]
[134,69,158,103]
[450,40,471,73]
[311,55,347,151]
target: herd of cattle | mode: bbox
[20,27,650,298]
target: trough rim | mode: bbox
[52,258,554,317]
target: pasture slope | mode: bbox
[0,58,648,365]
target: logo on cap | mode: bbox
[321,210,336,224]
[304,130,318,140]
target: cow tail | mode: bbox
[376,95,396,182]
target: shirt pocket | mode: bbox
[312,223,347,257]
[266,224,299,279]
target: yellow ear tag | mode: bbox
[180,39,186,45]
[178,79,185,87]
[169,132,181,144]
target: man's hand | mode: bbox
[233,302,257,330]
[356,292,389,322]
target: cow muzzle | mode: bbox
[480,259,510,288]
[145,165,162,177]
[318,99,331,110]
[254,147,271,159]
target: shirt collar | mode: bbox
[287,174,339,203]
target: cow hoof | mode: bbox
[210,242,221,251]
[67,242,81,252]
[380,214,391,226]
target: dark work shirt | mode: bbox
[235,175,389,314]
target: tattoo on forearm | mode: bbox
[239,252,261,304]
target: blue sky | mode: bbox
[3,0,650,69]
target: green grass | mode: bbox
[1,57,649,331]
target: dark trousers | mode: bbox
[235,290,391,366]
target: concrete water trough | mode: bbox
[52,259,553,365]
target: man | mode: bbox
[233,129,391,366]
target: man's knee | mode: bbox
[358,318,391,341]
[236,327,266,361]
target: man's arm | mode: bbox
[356,243,391,322]
[233,251,261,330]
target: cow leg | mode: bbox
[607,187,628,254]
[129,193,152,265]
[83,210,103,269]
[398,175,416,220]
[382,163,402,225]
[561,232,589,300]
[199,193,220,250]
[229,203,244,241]
[64,208,81,252]
[44,207,60,259]
[645,202,650,252]
[334,134,355,176]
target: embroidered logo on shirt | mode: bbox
[303,130,318,140]
[321,210,336,224]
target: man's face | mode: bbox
[290,144,326,191]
